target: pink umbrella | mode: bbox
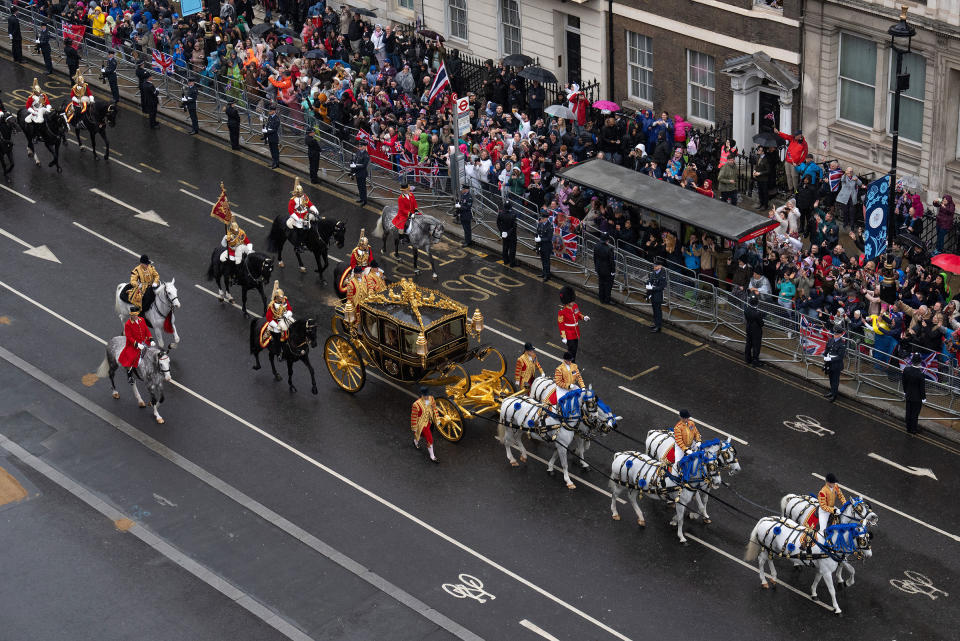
[592,100,620,112]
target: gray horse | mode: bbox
[373,205,445,279]
[96,337,171,424]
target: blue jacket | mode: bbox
[798,160,823,184]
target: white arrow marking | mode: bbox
[868,452,938,480]
[89,188,168,226]
[0,228,60,263]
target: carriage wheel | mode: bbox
[433,397,464,442]
[324,334,366,393]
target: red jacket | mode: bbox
[778,131,808,165]
[392,192,418,229]
[557,303,584,340]
[118,316,153,368]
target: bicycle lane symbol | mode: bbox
[783,415,835,437]
[442,574,496,604]
[890,571,948,600]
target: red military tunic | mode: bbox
[288,195,314,220]
[557,303,584,341]
[118,316,153,368]
[392,192,418,230]
[514,353,543,390]
[70,85,93,103]
[350,246,373,269]
[265,299,293,323]
[26,94,51,110]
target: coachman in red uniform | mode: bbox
[391,179,420,239]
[557,286,589,362]
[119,306,154,383]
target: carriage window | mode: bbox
[382,322,399,350]
[401,328,419,354]
[427,320,465,350]
[362,312,379,341]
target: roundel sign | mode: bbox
[456,97,470,116]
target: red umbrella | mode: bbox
[931,253,960,274]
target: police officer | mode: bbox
[901,352,926,434]
[593,232,616,305]
[142,72,160,129]
[136,57,151,113]
[182,75,199,134]
[8,7,22,63]
[306,127,322,184]
[744,294,764,367]
[536,211,553,281]
[102,50,119,102]
[496,201,518,267]
[37,22,53,74]
[822,323,846,402]
[224,97,241,149]
[263,103,281,168]
[350,143,369,203]
[456,184,472,247]
[646,257,667,333]
[65,38,81,82]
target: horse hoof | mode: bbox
[846,579,855,587]
[311,387,318,395]
[138,401,146,408]
[679,539,689,546]
[566,483,576,490]
[769,579,776,589]
[637,520,645,527]
[761,583,770,590]
[57,166,62,173]
[612,514,620,521]
[278,261,285,268]
[156,417,165,424]
[252,365,261,370]
[702,518,712,524]
[112,391,120,399]
[273,374,282,382]
[834,610,842,617]
[510,461,519,467]
[519,456,527,463]
[289,386,297,394]
[432,273,438,280]
[299,267,306,273]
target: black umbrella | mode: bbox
[518,66,558,85]
[304,49,327,60]
[752,131,782,148]
[417,29,444,42]
[350,7,377,17]
[274,44,299,57]
[503,53,534,67]
[250,23,297,38]
[897,231,924,251]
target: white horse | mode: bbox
[608,449,721,543]
[645,431,741,524]
[96,337,171,424]
[497,395,578,489]
[527,377,621,474]
[114,279,181,349]
[744,518,873,614]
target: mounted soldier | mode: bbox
[287,177,318,251]
[24,78,52,125]
[391,178,421,243]
[220,221,253,286]
[68,71,95,124]
[514,342,544,393]
[264,280,294,357]
[129,254,160,313]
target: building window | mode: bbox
[887,51,925,144]
[687,50,715,123]
[448,0,467,41]
[397,0,414,9]
[627,32,653,103]
[500,0,521,56]
[838,33,877,127]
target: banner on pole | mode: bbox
[863,174,890,262]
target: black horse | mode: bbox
[68,101,118,160]
[249,317,318,394]
[16,104,68,172]
[206,249,274,317]
[0,112,16,176]
[266,216,346,283]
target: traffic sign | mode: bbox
[455,95,471,137]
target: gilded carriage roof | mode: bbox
[358,278,467,332]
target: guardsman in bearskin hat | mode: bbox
[118,304,154,384]
[349,229,373,269]
[220,221,253,286]
[129,254,160,312]
[664,409,701,468]
[68,71,94,123]
[514,342,544,393]
[25,78,52,124]
[410,386,440,464]
[287,177,319,251]
[557,286,589,362]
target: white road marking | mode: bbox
[65,138,141,172]
[178,189,264,228]
[0,183,37,204]
[811,473,960,543]
[89,188,168,226]
[193,284,262,318]
[867,452,938,480]
[1,278,635,641]
[520,619,561,641]
[0,228,60,263]
[618,386,748,445]
[72,222,139,257]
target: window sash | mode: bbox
[887,93,924,143]
[687,50,715,122]
[448,0,467,41]
[397,0,414,9]
[500,0,521,56]
[627,32,653,102]
[839,33,877,85]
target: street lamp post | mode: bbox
[887,5,915,252]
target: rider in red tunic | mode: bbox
[24,78,52,124]
[349,229,373,269]
[119,306,154,383]
[68,72,95,122]
[391,179,420,239]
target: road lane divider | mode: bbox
[520,619,561,641]
[193,284,262,318]
[0,183,37,204]
[89,188,168,226]
[811,473,960,543]
[618,386,748,445]
[65,138,141,172]
[73,222,139,258]
[0,278,635,641]
[139,162,161,173]
[178,189,264,228]
[178,179,199,190]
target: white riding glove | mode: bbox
[561,338,567,344]
[583,316,590,321]
[501,232,508,239]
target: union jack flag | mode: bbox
[900,351,940,382]
[552,227,578,261]
[799,315,831,356]
[828,168,843,192]
[152,50,174,75]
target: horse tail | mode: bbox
[96,354,110,379]
[266,216,285,252]
[206,249,217,281]
[249,318,261,355]
[373,217,384,239]
[744,529,761,562]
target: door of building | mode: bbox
[758,91,780,133]
[565,15,581,87]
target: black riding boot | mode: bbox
[126,367,135,384]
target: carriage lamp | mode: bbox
[343,300,356,325]
[415,331,428,362]
[470,309,484,337]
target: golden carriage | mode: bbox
[323,278,515,441]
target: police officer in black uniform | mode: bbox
[102,50,119,102]
[646,257,667,332]
[902,352,927,434]
[141,72,160,128]
[593,232,616,304]
[744,294,765,366]
[822,323,846,402]
[8,7,22,63]
[136,58,151,114]
[263,103,281,168]
[37,22,53,74]
[182,75,199,134]
[456,184,472,247]
[224,97,241,149]
[350,143,369,202]
[536,211,553,281]
[496,200,518,267]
